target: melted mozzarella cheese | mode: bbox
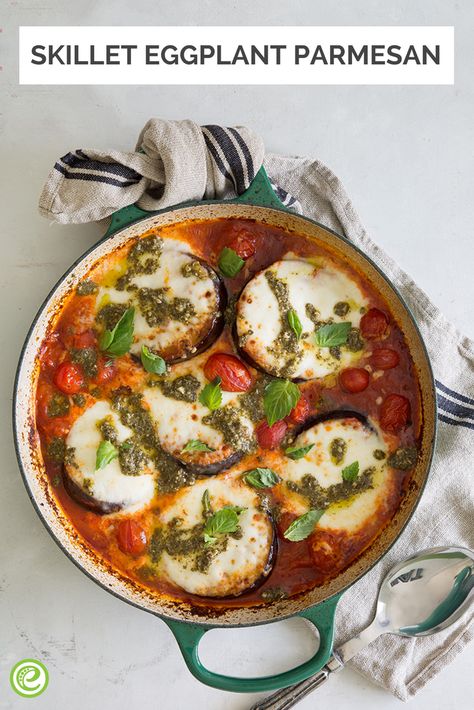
[236,259,368,380]
[279,417,390,533]
[142,359,254,467]
[157,476,273,596]
[66,401,155,512]
[96,249,220,358]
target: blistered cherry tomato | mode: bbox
[287,396,311,423]
[360,308,389,340]
[54,361,84,395]
[117,519,147,556]
[204,353,252,392]
[95,356,116,384]
[371,348,400,370]
[227,230,256,260]
[256,420,287,449]
[380,394,411,433]
[40,333,66,372]
[339,368,370,393]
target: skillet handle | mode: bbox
[104,204,152,238]
[232,166,288,210]
[162,594,340,693]
[104,166,287,238]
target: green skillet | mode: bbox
[13,167,437,693]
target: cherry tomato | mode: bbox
[371,348,400,370]
[339,368,370,393]
[54,361,84,395]
[95,356,116,384]
[117,519,147,556]
[380,394,411,433]
[73,329,97,349]
[40,333,66,372]
[360,308,389,340]
[256,420,287,449]
[287,396,311,424]
[227,230,256,260]
[203,353,252,392]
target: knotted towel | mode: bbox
[39,119,299,223]
[39,119,474,701]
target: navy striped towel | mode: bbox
[39,120,473,701]
[39,119,298,223]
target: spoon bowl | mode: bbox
[377,547,474,637]
[252,546,474,710]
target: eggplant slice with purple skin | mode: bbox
[279,411,389,518]
[234,259,368,381]
[96,250,227,364]
[142,372,256,477]
[150,475,276,597]
[63,400,156,514]
[63,469,123,515]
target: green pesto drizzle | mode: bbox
[287,467,376,509]
[330,437,347,465]
[150,518,227,574]
[156,374,201,403]
[70,347,98,379]
[239,375,272,422]
[76,279,98,296]
[346,327,364,352]
[388,447,418,470]
[333,301,350,317]
[181,260,207,279]
[137,287,195,328]
[111,388,194,493]
[72,393,86,407]
[128,235,163,275]
[47,392,70,418]
[96,302,128,331]
[265,271,302,377]
[96,415,148,476]
[46,437,76,466]
[203,405,255,453]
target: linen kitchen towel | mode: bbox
[39,119,474,701]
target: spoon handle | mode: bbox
[249,665,332,710]
[250,622,382,710]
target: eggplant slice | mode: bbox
[151,475,274,597]
[95,249,226,363]
[64,401,156,514]
[142,354,255,476]
[235,259,368,380]
[277,414,393,534]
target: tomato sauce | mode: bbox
[35,218,422,609]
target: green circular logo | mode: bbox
[10,659,49,698]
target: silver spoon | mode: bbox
[251,546,474,710]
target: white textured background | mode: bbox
[1,1,473,709]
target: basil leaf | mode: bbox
[199,377,222,411]
[140,345,166,375]
[288,309,303,340]
[314,321,351,348]
[99,307,135,357]
[342,460,359,482]
[182,439,215,453]
[283,509,324,542]
[224,504,246,514]
[218,247,245,278]
[95,440,118,470]
[264,379,301,426]
[244,468,280,489]
[202,489,212,516]
[285,443,314,460]
[203,507,244,545]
